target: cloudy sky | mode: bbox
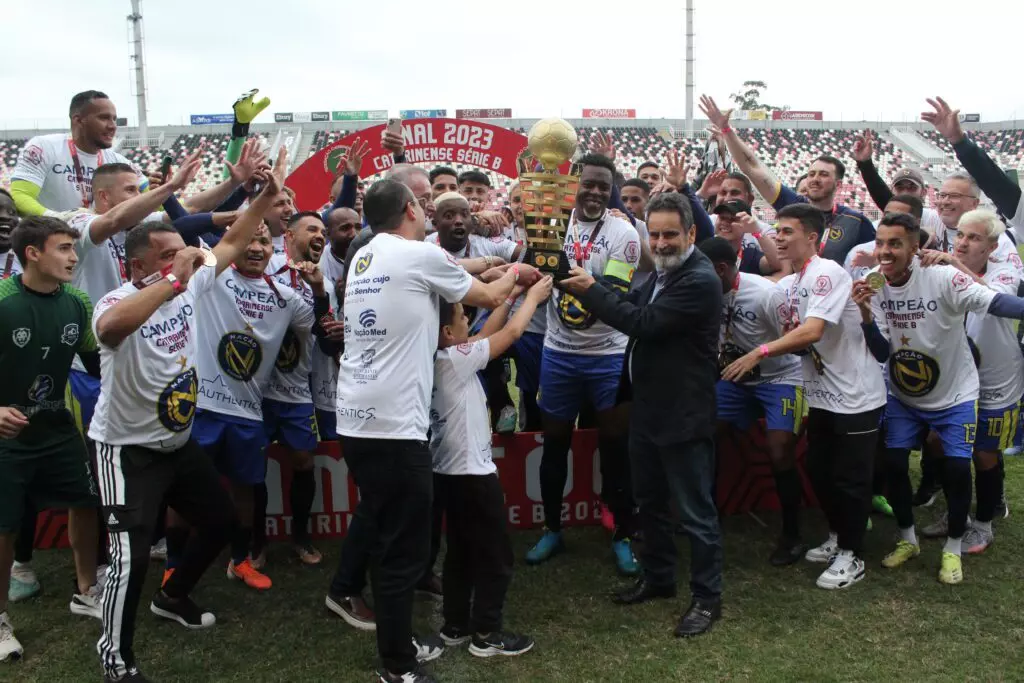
[4,0,1023,129]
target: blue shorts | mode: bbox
[884,397,978,459]
[538,348,623,422]
[66,369,101,433]
[193,409,268,484]
[512,332,545,396]
[263,399,318,452]
[315,408,337,441]
[975,401,1020,453]
[716,381,803,433]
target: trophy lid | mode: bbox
[527,118,578,171]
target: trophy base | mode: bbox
[524,248,571,281]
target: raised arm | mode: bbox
[222,88,271,179]
[209,167,280,276]
[321,139,369,222]
[478,277,553,359]
[852,130,894,212]
[182,139,266,213]
[699,95,783,205]
[461,267,519,310]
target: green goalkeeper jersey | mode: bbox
[0,275,96,451]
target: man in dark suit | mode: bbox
[560,192,724,637]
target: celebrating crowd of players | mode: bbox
[0,88,1022,683]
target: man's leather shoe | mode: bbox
[674,598,721,637]
[611,578,676,605]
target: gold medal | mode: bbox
[200,248,217,268]
[866,271,885,291]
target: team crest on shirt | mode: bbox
[1010,253,1023,270]
[951,271,971,292]
[827,225,843,243]
[811,275,832,296]
[27,375,54,403]
[21,144,43,167]
[61,323,80,346]
[12,327,30,348]
[624,240,639,263]
[556,291,597,331]
[889,349,940,397]
[158,368,198,432]
[275,329,300,373]
[456,343,471,355]
[218,332,263,381]
[354,253,373,275]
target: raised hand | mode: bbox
[381,130,405,156]
[591,130,616,160]
[922,97,965,144]
[168,148,204,192]
[735,212,760,234]
[665,149,686,188]
[852,130,875,163]
[526,275,554,302]
[272,146,288,185]
[294,260,325,288]
[850,279,876,320]
[171,246,204,285]
[340,138,371,177]
[226,138,268,186]
[698,168,728,199]
[261,163,283,197]
[699,95,733,130]
[919,248,955,267]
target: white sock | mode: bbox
[944,536,962,555]
[899,526,918,546]
[974,520,993,534]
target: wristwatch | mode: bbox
[164,273,183,297]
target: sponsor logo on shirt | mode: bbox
[555,291,597,331]
[28,375,54,402]
[354,253,373,275]
[159,368,198,432]
[21,144,44,167]
[275,329,300,373]
[355,309,387,337]
[337,403,377,421]
[61,323,80,346]
[360,348,376,367]
[952,271,971,292]
[812,275,832,296]
[624,240,639,263]
[12,327,30,348]
[217,331,263,381]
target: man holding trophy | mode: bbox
[517,120,643,576]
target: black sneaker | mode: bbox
[611,578,676,605]
[674,599,721,638]
[769,537,808,567]
[104,666,151,682]
[150,591,216,629]
[412,633,445,663]
[439,623,471,646]
[469,631,535,658]
[325,592,376,631]
[415,573,443,602]
[378,667,438,683]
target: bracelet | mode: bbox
[511,265,520,282]
[758,344,770,358]
[751,231,762,239]
[721,125,733,134]
[504,295,518,307]
[483,255,494,268]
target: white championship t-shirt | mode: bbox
[89,265,216,451]
[545,210,641,356]
[319,245,346,286]
[775,257,887,414]
[0,251,23,279]
[935,225,1023,275]
[870,260,997,411]
[425,232,518,262]
[967,264,1024,410]
[311,286,340,413]
[196,269,313,421]
[12,134,142,213]
[336,233,473,440]
[263,254,317,405]
[722,273,802,386]
[430,339,495,475]
[844,240,877,281]
[271,233,286,256]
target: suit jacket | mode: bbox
[578,249,722,445]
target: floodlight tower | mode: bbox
[127,0,149,145]
[685,0,694,133]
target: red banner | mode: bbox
[582,109,636,119]
[286,119,529,212]
[34,425,814,548]
[456,109,512,119]
[771,110,823,121]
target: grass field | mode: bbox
[5,456,1024,683]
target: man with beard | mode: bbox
[853,212,1024,585]
[0,191,22,280]
[524,154,641,575]
[721,204,887,590]
[190,217,332,592]
[700,95,875,266]
[560,191,723,636]
[256,212,336,567]
[321,208,360,286]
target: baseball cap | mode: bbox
[712,199,753,216]
[891,168,924,189]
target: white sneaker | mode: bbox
[804,536,839,563]
[0,612,23,662]
[412,633,445,663]
[150,538,168,561]
[70,583,102,619]
[815,553,865,590]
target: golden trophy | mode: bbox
[518,118,579,280]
